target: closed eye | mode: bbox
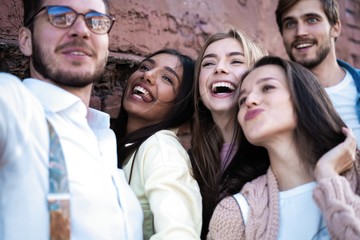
[139,64,151,71]
[239,96,247,106]
[231,59,244,64]
[162,75,174,84]
[263,84,275,92]
[202,61,215,68]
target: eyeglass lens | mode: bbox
[47,6,114,34]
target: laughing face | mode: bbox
[280,0,340,69]
[123,53,183,129]
[199,38,247,116]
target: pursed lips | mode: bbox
[244,108,263,121]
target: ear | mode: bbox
[331,20,341,39]
[18,27,33,56]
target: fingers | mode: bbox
[314,127,357,181]
[342,127,357,160]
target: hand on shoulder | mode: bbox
[314,127,357,181]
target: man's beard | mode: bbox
[287,35,331,70]
[31,38,107,88]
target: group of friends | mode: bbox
[1,0,360,239]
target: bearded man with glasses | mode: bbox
[0,0,143,239]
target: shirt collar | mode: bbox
[23,78,110,128]
[23,78,83,113]
[87,108,110,129]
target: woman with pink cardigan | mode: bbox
[208,56,360,239]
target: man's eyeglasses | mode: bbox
[25,5,115,35]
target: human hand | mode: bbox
[314,127,357,181]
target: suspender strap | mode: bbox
[47,121,71,240]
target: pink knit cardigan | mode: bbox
[207,164,360,240]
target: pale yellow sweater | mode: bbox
[123,129,202,240]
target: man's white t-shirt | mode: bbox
[325,70,360,147]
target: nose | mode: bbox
[214,60,228,74]
[244,91,259,108]
[143,70,156,85]
[295,22,308,37]
[68,16,91,39]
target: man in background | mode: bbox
[276,0,360,144]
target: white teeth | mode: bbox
[296,43,312,49]
[70,51,86,56]
[212,82,235,92]
[133,85,152,101]
[134,86,148,95]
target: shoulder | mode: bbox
[211,196,242,226]
[242,172,269,195]
[239,170,275,211]
[152,129,181,143]
[136,129,190,168]
[208,196,244,239]
[0,72,21,81]
[215,196,240,214]
[0,73,43,115]
[337,59,360,74]
[0,73,27,96]
[141,129,185,154]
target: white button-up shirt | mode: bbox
[0,73,143,240]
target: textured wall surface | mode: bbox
[1,0,359,119]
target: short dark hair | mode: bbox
[275,0,340,34]
[22,0,111,29]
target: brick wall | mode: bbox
[1,0,359,119]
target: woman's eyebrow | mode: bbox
[143,58,155,64]
[164,66,180,81]
[203,51,244,61]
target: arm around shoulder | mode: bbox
[0,73,46,164]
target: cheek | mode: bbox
[158,85,177,103]
[279,103,296,125]
[127,72,139,85]
[288,109,297,127]
[237,108,244,125]
[123,75,137,96]
[284,32,295,45]
[95,36,109,56]
[199,71,209,90]
[234,68,247,81]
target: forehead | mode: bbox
[204,38,244,56]
[241,65,287,89]
[150,53,183,76]
[282,0,325,20]
[150,53,181,68]
[43,0,107,13]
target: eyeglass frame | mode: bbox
[24,5,116,35]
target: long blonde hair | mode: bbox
[190,26,268,238]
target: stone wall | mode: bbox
[1,0,359,121]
